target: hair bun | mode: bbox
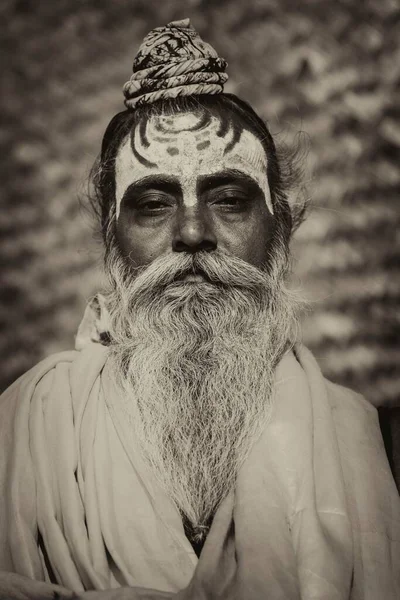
[123,18,228,109]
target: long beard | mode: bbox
[104,242,302,543]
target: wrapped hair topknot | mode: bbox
[123,18,228,109]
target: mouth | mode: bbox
[181,273,208,283]
[163,269,225,295]
[173,267,213,284]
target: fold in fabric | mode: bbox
[0,341,399,599]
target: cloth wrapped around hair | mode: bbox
[123,18,228,109]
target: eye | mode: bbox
[210,190,249,212]
[135,194,174,215]
[214,196,244,206]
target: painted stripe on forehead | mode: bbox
[131,114,241,166]
[139,119,150,148]
[223,120,242,155]
[214,113,243,156]
[154,129,212,146]
[153,136,175,143]
[131,125,158,168]
[154,112,212,134]
[131,113,228,166]
[216,116,229,138]
[197,140,210,150]
[167,147,179,156]
[116,114,275,217]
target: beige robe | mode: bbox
[0,339,399,599]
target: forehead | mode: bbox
[115,111,272,214]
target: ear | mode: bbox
[75,294,111,350]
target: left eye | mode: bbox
[136,195,173,212]
[139,200,169,209]
[215,197,242,204]
[211,195,247,209]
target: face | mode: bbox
[114,111,276,270]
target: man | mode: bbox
[0,19,399,600]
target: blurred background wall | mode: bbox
[1,0,399,470]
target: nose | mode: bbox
[172,207,217,253]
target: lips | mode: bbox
[182,273,207,283]
[172,269,215,285]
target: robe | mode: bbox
[0,332,399,599]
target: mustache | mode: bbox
[111,250,273,296]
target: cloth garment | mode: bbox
[123,19,228,109]
[0,324,399,599]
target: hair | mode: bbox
[89,93,308,259]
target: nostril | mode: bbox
[199,239,217,253]
[173,239,217,253]
[173,240,190,253]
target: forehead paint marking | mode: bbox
[116,113,274,217]
[153,136,175,143]
[131,126,158,169]
[139,119,150,148]
[167,147,179,156]
[154,112,212,133]
[224,120,242,155]
[216,117,229,138]
[197,140,210,150]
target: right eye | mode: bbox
[136,194,173,214]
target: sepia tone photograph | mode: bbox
[0,1,399,598]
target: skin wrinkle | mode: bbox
[115,112,273,217]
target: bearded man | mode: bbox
[0,19,399,600]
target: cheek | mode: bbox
[115,212,171,268]
[224,210,277,267]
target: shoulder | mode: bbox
[0,343,110,495]
[290,343,382,441]
[292,343,377,413]
[325,378,376,419]
[299,345,385,455]
[0,343,109,414]
[324,379,389,466]
[0,350,77,415]
[291,346,398,495]
[0,292,113,407]
[325,378,384,446]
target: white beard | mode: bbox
[104,243,302,543]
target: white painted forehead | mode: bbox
[115,112,273,216]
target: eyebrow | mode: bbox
[120,175,181,206]
[196,169,265,198]
[120,169,266,209]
